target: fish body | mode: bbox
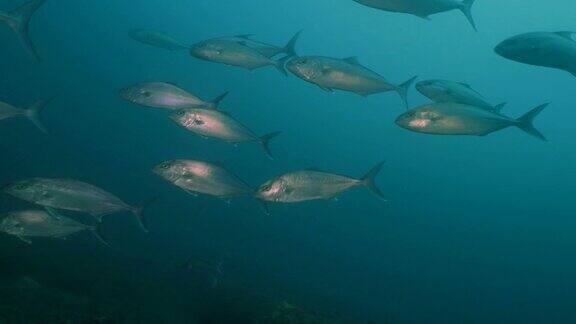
[3,178,135,220]
[495,32,576,77]
[256,163,385,203]
[129,29,188,51]
[120,82,228,110]
[219,31,301,58]
[170,108,280,158]
[190,38,288,75]
[396,102,548,140]
[353,0,477,30]
[0,0,46,60]
[287,56,416,107]
[416,79,501,111]
[0,210,90,239]
[153,160,252,198]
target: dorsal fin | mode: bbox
[343,56,361,65]
[556,31,576,41]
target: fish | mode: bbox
[129,29,189,51]
[495,31,576,78]
[0,0,46,61]
[0,209,108,245]
[416,79,505,112]
[287,56,417,108]
[219,30,302,58]
[153,159,253,198]
[396,102,548,141]
[2,178,154,233]
[170,108,281,158]
[120,82,228,110]
[190,38,290,75]
[353,0,477,30]
[0,98,50,133]
[255,162,385,206]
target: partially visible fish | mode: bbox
[0,98,50,133]
[0,0,46,61]
[153,159,252,198]
[353,0,477,30]
[495,31,576,78]
[129,29,189,51]
[219,30,302,58]
[287,55,416,108]
[120,82,228,110]
[416,79,505,112]
[396,102,548,140]
[2,178,154,233]
[255,162,385,205]
[0,209,107,245]
[190,38,290,75]
[170,108,281,158]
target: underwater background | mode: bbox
[1,0,576,323]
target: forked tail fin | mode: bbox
[360,161,386,201]
[395,76,418,109]
[209,91,229,110]
[131,197,158,233]
[283,30,303,57]
[516,103,548,141]
[259,131,282,159]
[273,55,291,76]
[25,98,51,133]
[0,0,46,61]
[459,0,477,31]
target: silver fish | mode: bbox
[416,79,505,112]
[2,178,152,233]
[255,162,385,204]
[0,99,50,133]
[0,0,46,61]
[129,29,189,51]
[219,31,302,58]
[396,102,548,141]
[287,56,416,108]
[170,108,281,158]
[120,82,228,110]
[0,209,107,245]
[153,159,252,198]
[353,0,476,30]
[495,31,576,78]
[190,38,290,75]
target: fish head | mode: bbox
[287,57,320,81]
[396,108,442,133]
[190,41,224,60]
[416,80,449,99]
[120,84,154,105]
[2,179,42,201]
[255,178,285,201]
[153,160,183,182]
[0,215,23,236]
[170,109,205,130]
[495,33,555,62]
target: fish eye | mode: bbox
[161,162,171,169]
[140,90,152,98]
[15,184,29,190]
[261,184,272,192]
[300,59,308,65]
[177,110,186,116]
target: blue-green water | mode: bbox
[1,0,575,323]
